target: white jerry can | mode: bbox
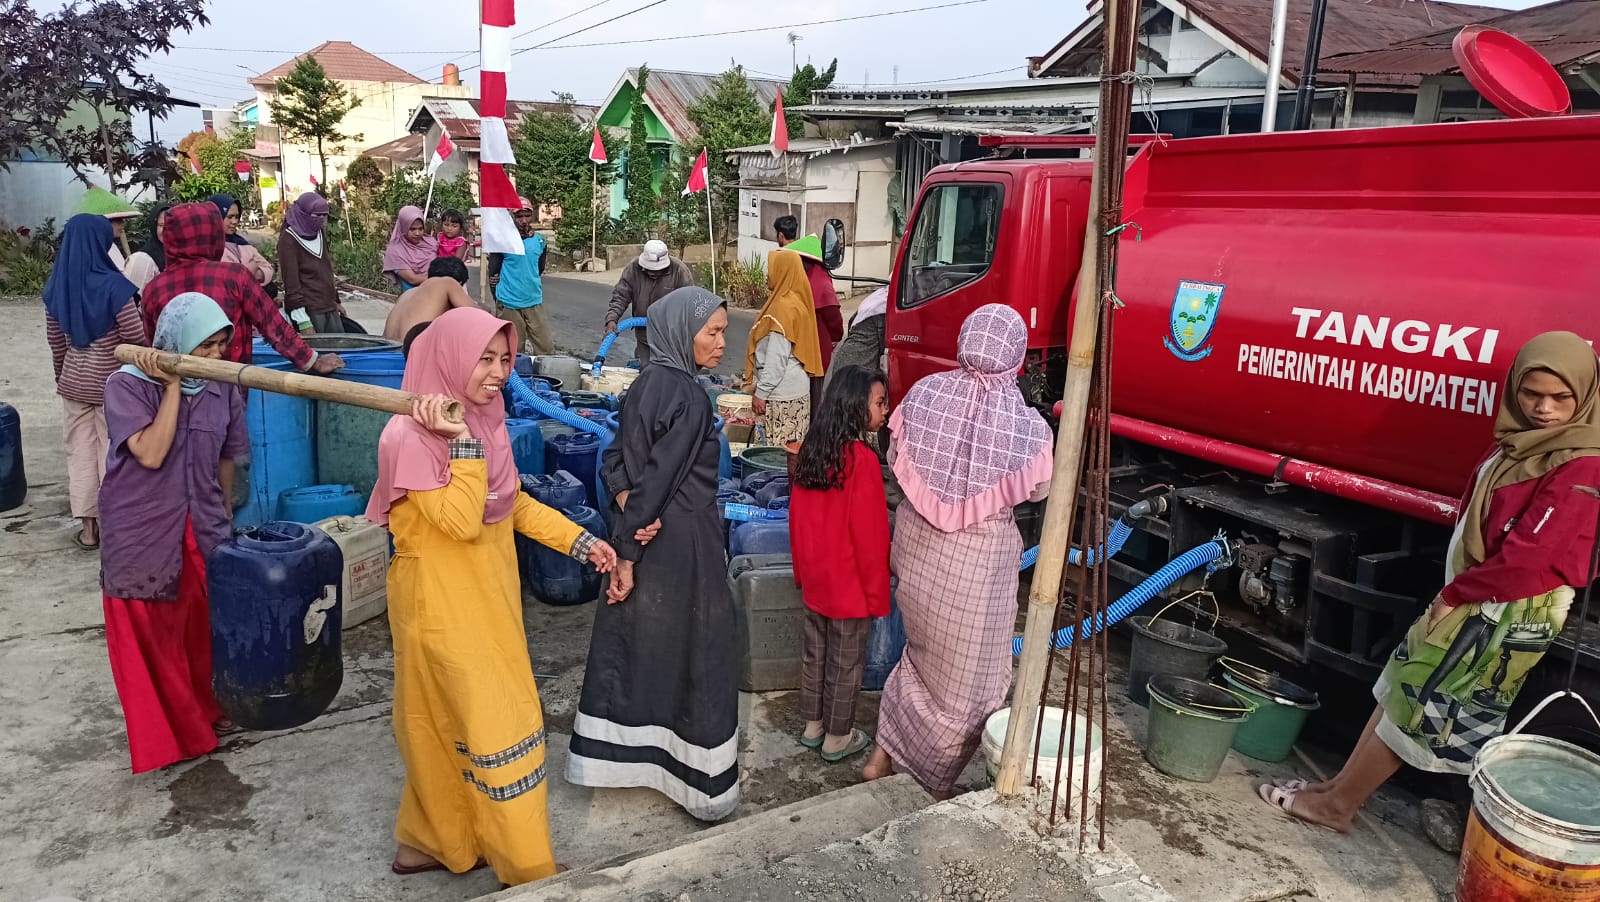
[311,515,392,629]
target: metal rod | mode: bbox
[1262,0,1291,133]
[1293,0,1331,130]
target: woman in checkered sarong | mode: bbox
[862,305,1053,798]
[1259,332,1600,835]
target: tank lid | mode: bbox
[1451,25,1572,119]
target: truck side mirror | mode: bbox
[822,219,846,271]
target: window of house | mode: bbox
[900,183,1003,308]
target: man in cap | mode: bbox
[487,196,553,355]
[603,238,695,368]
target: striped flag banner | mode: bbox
[478,0,524,255]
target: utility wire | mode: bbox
[534,0,989,50]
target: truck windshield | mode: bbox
[902,183,1002,307]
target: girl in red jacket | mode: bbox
[790,364,892,762]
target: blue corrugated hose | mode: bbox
[592,317,648,377]
[1011,539,1228,655]
[507,371,613,508]
[1019,519,1134,571]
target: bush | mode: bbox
[0,220,60,295]
[374,168,474,220]
[329,233,391,293]
[692,255,767,309]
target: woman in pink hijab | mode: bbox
[367,307,617,886]
[861,303,1053,798]
[382,205,438,291]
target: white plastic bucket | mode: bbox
[981,706,1104,809]
[312,515,391,628]
[580,366,639,396]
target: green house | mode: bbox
[595,67,787,220]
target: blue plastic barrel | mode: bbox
[561,390,617,412]
[862,586,906,690]
[549,433,602,507]
[316,352,405,505]
[238,357,315,528]
[713,415,733,481]
[522,505,606,605]
[277,484,363,523]
[251,335,399,366]
[209,521,344,730]
[752,475,791,507]
[506,417,543,475]
[0,401,25,512]
[730,499,791,557]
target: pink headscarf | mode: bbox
[365,308,521,527]
[889,303,1053,532]
[381,205,438,280]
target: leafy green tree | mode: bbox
[374,168,475,220]
[783,59,837,139]
[512,108,617,211]
[623,64,656,241]
[685,66,769,263]
[657,154,706,256]
[172,130,258,202]
[553,181,615,257]
[268,57,362,194]
[0,0,209,192]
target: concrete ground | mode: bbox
[0,290,1460,902]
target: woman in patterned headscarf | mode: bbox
[1260,331,1600,837]
[861,303,1053,798]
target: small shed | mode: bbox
[727,137,897,285]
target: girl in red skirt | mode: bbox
[99,293,244,773]
[790,364,892,762]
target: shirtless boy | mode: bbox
[381,256,478,340]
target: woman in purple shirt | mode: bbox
[100,292,246,773]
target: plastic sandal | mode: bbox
[819,729,872,763]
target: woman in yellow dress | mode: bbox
[366,307,618,885]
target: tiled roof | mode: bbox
[1321,0,1600,76]
[627,68,788,142]
[408,96,600,141]
[251,41,425,88]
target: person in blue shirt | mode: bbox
[486,197,552,355]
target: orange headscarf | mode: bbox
[743,249,824,386]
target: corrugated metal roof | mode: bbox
[726,137,895,154]
[251,41,424,88]
[409,97,600,140]
[363,134,424,163]
[627,68,787,142]
[1320,0,1600,76]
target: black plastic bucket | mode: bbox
[1127,615,1228,706]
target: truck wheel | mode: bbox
[1505,657,1600,754]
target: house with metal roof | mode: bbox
[1319,0,1600,123]
[594,68,788,218]
[239,41,471,207]
[397,96,600,183]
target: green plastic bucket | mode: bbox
[1145,674,1255,783]
[1221,660,1320,763]
[739,445,789,478]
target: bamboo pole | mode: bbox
[995,0,1138,797]
[113,346,462,423]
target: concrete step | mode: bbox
[485,774,934,901]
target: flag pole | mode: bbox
[706,180,716,295]
[590,161,598,269]
[423,171,437,223]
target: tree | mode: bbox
[685,66,769,262]
[373,168,474,220]
[345,155,384,191]
[623,64,656,241]
[512,107,617,211]
[783,59,837,139]
[0,0,210,192]
[268,56,362,194]
[171,129,257,203]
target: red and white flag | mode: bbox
[427,132,456,176]
[770,93,789,154]
[682,148,708,196]
[309,173,319,187]
[588,124,607,165]
[477,0,524,255]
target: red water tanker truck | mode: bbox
[880,113,1600,737]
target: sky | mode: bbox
[34,0,1553,143]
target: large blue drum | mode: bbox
[208,521,344,731]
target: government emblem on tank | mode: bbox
[1164,280,1226,361]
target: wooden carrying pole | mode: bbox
[113,346,463,422]
[995,0,1140,796]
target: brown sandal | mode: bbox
[392,856,487,876]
